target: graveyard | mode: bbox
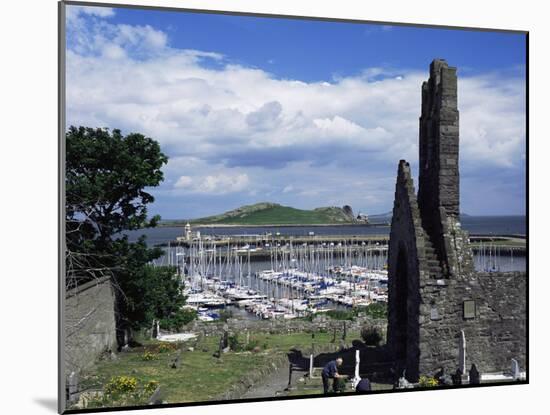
[70,328,368,408]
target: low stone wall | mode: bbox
[64,277,117,378]
[184,315,386,338]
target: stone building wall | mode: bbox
[387,59,527,381]
[416,270,526,377]
[386,160,426,380]
[64,276,117,377]
[418,59,462,276]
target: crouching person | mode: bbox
[322,357,343,394]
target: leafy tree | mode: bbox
[117,240,195,331]
[361,326,382,346]
[66,126,167,258]
[65,126,192,344]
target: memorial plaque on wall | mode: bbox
[464,300,476,319]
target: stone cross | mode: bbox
[352,349,361,389]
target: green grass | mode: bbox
[77,330,362,408]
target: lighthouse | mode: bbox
[185,222,192,241]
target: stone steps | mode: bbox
[424,236,445,278]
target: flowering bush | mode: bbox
[104,376,138,394]
[86,376,162,409]
[418,375,438,387]
[145,380,160,394]
[156,343,177,353]
[142,351,157,361]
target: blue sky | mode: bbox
[65,5,527,218]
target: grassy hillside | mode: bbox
[180,202,357,225]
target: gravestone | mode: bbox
[67,372,79,403]
[342,321,347,340]
[459,330,466,373]
[151,320,157,339]
[469,364,480,385]
[222,329,229,353]
[511,358,520,380]
[170,349,182,369]
[451,368,463,385]
[148,386,163,405]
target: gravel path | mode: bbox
[241,364,293,399]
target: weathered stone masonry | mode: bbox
[64,276,117,378]
[387,59,526,382]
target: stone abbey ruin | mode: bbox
[386,59,526,381]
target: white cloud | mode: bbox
[65,10,525,215]
[66,5,115,23]
[174,176,193,188]
[173,173,250,195]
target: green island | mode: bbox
[161,202,360,226]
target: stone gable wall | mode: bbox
[64,277,117,378]
[387,59,527,382]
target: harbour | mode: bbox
[134,219,525,323]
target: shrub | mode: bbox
[160,308,197,331]
[156,343,177,353]
[361,326,382,346]
[141,351,157,361]
[326,309,356,321]
[144,380,159,395]
[228,334,242,351]
[95,376,160,408]
[364,303,387,319]
[245,339,260,351]
[419,375,439,387]
[104,376,138,395]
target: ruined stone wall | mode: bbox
[386,161,427,380]
[387,59,527,382]
[418,59,461,275]
[64,277,117,377]
[417,271,526,377]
